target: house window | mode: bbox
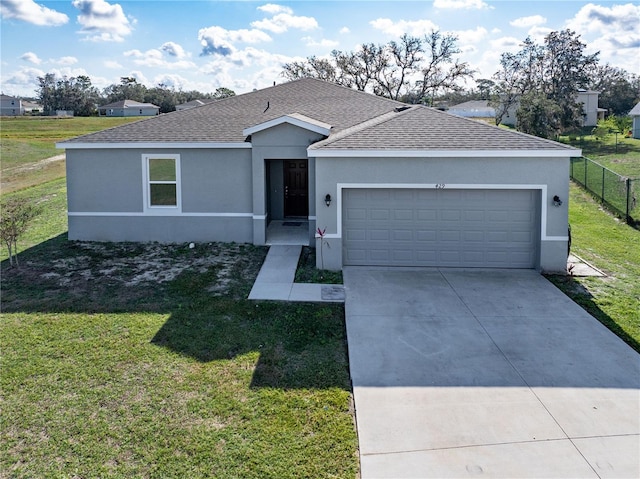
[143,154,181,211]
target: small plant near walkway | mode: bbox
[295,246,343,284]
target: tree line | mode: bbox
[283,29,639,139]
[35,74,235,116]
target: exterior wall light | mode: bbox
[553,195,563,207]
[325,194,332,207]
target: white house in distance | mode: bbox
[0,94,25,116]
[175,99,217,111]
[629,102,640,139]
[496,90,605,127]
[98,100,160,117]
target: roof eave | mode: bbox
[308,148,582,158]
[57,142,252,150]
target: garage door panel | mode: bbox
[394,230,413,241]
[343,188,538,268]
[417,209,437,221]
[394,209,414,221]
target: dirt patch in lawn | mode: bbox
[1,239,267,312]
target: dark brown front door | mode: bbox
[284,160,308,217]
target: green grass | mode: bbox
[1,178,358,477]
[559,129,640,178]
[560,128,640,226]
[0,178,68,263]
[1,116,142,192]
[547,183,640,353]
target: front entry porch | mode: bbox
[266,220,310,245]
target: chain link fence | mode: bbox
[570,156,638,228]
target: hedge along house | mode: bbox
[57,79,580,272]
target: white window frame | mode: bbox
[142,154,182,214]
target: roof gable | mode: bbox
[243,113,331,137]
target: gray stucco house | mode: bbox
[630,102,640,139]
[58,79,580,272]
[98,100,160,117]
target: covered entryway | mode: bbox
[342,188,539,268]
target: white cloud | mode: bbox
[251,12,318,34]
[526,26,553,43]
[452,26,489,45]
[21,52,42,65]
[124,48,196,70]
[153,73,190,90]
[0,0,68,26]
[433,0,492,10]
[104,60,123,69]
[340,27,350,34]
[127,70,151,87]
[161,42,188,59]
[510,15,547,28]
[0,66,45,96]
[567,3,640,48]
[51,56,79,66]
[370,18,439,37]
[302,37,339,48]
[257,4,292,15]
[72,0,134,42]
[566,3,640,73]
[201,47,300,92]
[198,26,272,56]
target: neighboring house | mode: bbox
[447,100,495,118]
[0,94,25,116]
[98,100,159,117]
[22,100,42,114]
[501,90,603,127]
[58,79,581,273]
[175,99,216,111]
[577,90,606,126]
[629,102,640,139]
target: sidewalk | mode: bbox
[248,245,345,303]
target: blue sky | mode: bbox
[1,0,638,98]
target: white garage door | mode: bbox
[343,188,538,268]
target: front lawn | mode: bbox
[1,230,358,477]
[547,183,640,353]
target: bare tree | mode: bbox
[415,31,474,105]
[282,31,473,102]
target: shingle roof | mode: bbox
[98,100,159,109]
[310,105,577,151]
[64,79,404,144]
[61,78,578,153]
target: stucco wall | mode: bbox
[312,155,570,272]
[66,148,254,243]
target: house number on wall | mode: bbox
[435,184,446,189]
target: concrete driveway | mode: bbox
[343,267,640,478]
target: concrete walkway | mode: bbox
[248,245,344,302]
[344,267,640,478]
